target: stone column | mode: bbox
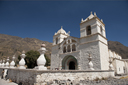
[10,55,15,68]
[88,54,94,70]
[70,44,72,52]
[5,57,9,68]
[37,43,47,70]
[19,51,26,69]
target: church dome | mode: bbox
[54,26,69,36]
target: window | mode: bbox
[68,40,70,43]
[72,44,76,51]
[63,46,66,53]
[100,26,103,35]
[63,41,66,45]
[67,45,71,52]
[86,25,91,35]
[56,37,58,44]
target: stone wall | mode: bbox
[0,68,114,85]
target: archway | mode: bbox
[62,55,78,70]
[69,61,75,70]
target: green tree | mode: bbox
[25,50,40,68]
[18,50,50,68]
[44,54,50,66]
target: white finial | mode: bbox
[61,26,63,29]
[2,59,5,67]
[37,43,47,70]
[91,11,92,14]
[109,57,113,70]
[10,55,16,68]
[22,50,25,54]
[5,57,9,68]
[81,18,83,22]
[88,53,94,70]
[94,12,97,17]
[54,32,56,35]
[68,31,70,36]
[101,19,103,22]
[19,50,26,69]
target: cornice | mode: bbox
[80,17,105,26]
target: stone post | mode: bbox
[109,57,113,70]
[10,55,16,68]
[5,57,9,68]
[88,54,94,70]
[37,43,47,70]
[0,60,2,67]
[2,59,5,67]
[19,51,26,69]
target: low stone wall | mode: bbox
[0,68,114,85]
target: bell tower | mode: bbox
[80,12,106,38]
[53,26,69,45]
[79,12,109,70]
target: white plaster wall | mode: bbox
[98,35,107,45]
[53,34,60,45]
[96,19,106,38]
[96,19,105,30]
[80,19,97,37]
[60,34,68,43]
[78,41,101,70]
[51,45,60,69]
[53,34,68,45]
[99,41,109,70]
[80,29,86,38]
[80,34,98,44]
[113,59,125,74]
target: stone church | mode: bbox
[51,12,128,75]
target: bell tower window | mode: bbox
[100,26,103,35]
[86,25,91,35]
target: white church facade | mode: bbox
[51,12,128,75]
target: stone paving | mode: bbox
[0,76,128,85]
[0,79,18,85]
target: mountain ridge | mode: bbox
[0,34,128,60]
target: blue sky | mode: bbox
[0,1,128,47]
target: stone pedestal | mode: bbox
[10,55,16,68]
[2,60,5,67]
[37,44,47,70]
[5,57,9,68]
[19,51,26,69]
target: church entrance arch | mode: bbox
[62,55,78,70]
